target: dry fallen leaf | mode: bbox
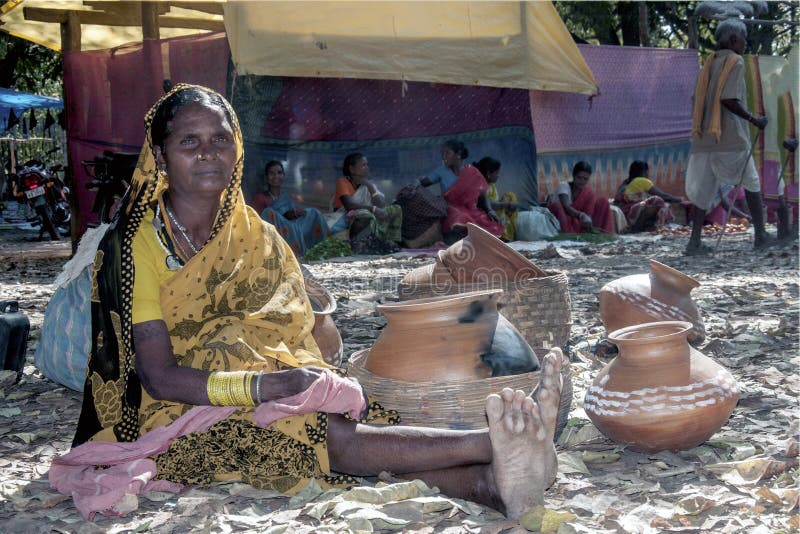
[705,457,795,486]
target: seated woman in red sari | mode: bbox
[546,161,614,234]
[434,139,504,242]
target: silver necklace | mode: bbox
[163,202,200,255]
[153,204,183,270]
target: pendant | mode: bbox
[165,254,182,271]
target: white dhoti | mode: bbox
[685,150,760,211]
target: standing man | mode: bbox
[684,18,772,255]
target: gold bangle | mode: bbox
[207,371,256,406]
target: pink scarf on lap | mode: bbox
[50,370,365,520]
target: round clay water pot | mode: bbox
[439,223,546,285]
[304,277,343,367]
[584,321,739,452]
[365,289,502,382]
[599,259,705,344]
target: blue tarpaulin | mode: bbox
[0,87,63,128]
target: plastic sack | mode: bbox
[515,207,561,241]
[34,265,91,391]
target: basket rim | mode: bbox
[398,269,568,290]
[349,348,554,387]
[377,288,503,311]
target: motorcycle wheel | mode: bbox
[35,204,60,241]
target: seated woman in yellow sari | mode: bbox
[614,160,683,233]
[476,157,519,242]
[52,85,564,522]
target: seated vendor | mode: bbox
[546,161,614,234]
[476,156,519,242]
[420,139,503,242]
[332,153,403,250]
[52,84,565,522]
[253,160,329,256]
[613,160,683,233]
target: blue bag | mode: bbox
[34,263,92,392]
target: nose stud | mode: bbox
[197,151,220,161]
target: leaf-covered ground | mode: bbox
[0,227,796,533]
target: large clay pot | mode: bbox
[365,289,502,382]
[304,278,343,367]
[584,321,739,452]
[599,259,705,344]
[400,251,456,291]
[439,223,547,284]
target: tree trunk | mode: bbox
[687,15,698,49]
[639,3,651,47]
[0,42,23,88]
[617,2,641,46]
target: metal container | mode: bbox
[0,300,30,375]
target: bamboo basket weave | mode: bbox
[348,348,573,439]
[397,271,572,348]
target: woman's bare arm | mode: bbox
[648,185,682,203]
[558,193,582,219]
[133,320,324,404]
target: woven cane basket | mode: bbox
[397,271,572,348]
[348,348,573,440]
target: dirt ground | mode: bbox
[0,226,797,533]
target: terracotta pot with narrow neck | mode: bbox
[599,259,705,344]
[304,277,343,367]
[439,223,547,285]
[365,289,502,382]
[584,321,739,452]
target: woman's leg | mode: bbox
[629,199,662,233]
[326,350,563,518]
[349,214,373,240]
[546,201,577,233]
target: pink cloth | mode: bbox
[50,369,365,520]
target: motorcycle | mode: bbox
[82,150,138,225]
[11,153,71,241]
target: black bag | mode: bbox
[0,301,30,375]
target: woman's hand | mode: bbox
[373,206,388,221]
[578,212,592,227]
[258,366,329,402]
[488,209,501,223]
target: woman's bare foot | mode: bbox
[485,350,562,519]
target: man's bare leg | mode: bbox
[326,349,563,517]
[745,190,775,248]
[686,205,709,255]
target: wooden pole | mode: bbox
[61,10,81,253]
[141,1,160,40]
[638,3,650,47]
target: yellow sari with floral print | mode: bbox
[73,84,396,495]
